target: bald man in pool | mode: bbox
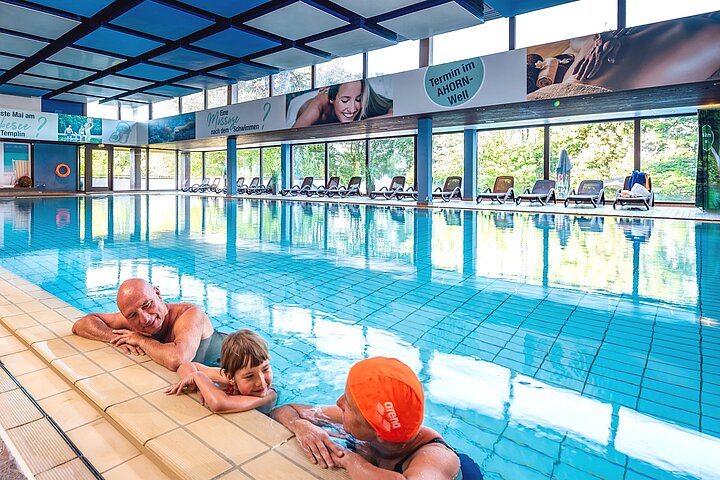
[72,278,216,371]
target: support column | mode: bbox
[463,128,477,200]
[416,117,433,205]
[180,151,191,189]
[227,137,237,195]
[280,143,291,192]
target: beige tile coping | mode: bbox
[0,267,350,480]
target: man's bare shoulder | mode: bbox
[166,303,213,334]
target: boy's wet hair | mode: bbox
[220,330,270,378]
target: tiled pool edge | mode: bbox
[0,267,351,480]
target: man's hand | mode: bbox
[294,419,345,469]
[111,329,150,347]
[116,344,145,356]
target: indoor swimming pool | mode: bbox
[1,194,718,480]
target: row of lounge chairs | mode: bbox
[181,177,273,195]
[476,176,654,210]
[368,175,463,202]
[281,176,362,197]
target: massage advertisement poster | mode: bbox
[526,13,720,100]
[697,109,720,211]
[0,108,57,142]
[393,49,526,117]
[195,95,286,139]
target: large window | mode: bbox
[207,86,228,109]
[477,128,544,194]
[641,116,698,202]
[237,77,269,103]
[120,103,149,121]
[237,148,260,183]
[292,143,325,187]
[627,0,718,27]
[315,54,363,87]
[152,98,179,119]
[368,41,419,78]
[516,0,616,48]
[113,148,132,191]
[181,92,204,113]
[328,140,367,193]
[87,101,118,120]
[549,121,633,198]
[190,152,203,182]
[272,67,312,96]
[262,146,281,192]
[432,133,463,189]
[368,136,415,190]
[433,19,509,65]
[148,150,176,190]
[205,151,226,182]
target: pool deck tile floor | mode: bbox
[0,267,351,480]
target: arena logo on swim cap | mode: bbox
[424,57,484,108]
[374,402,402,431]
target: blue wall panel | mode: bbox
[33,143,77,192]
[42,98,83,115]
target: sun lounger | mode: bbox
[369,176,406,200]
[281,176,314,196]
[477,176,514,204]
[308,177,340,197]
[515,179,556,206]
[240,177,259,194]
[564,180,605,208]
[326,176,362,197]
[433,176,462,202]
[613,175,654,210]
[199,177,220,193]
[188,178,208,193]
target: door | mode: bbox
[86,146,113,191]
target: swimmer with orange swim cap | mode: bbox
[272,357,482,479]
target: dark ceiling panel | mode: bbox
[110,2,214,41]
[0,83,51,97]
[173,0,271,18]
[190,27,281,58]
[117,62,186,81]
[486,0,576,17]
[26,0,116,17]
[74,26,164,57]
[0,3,80,40]
[151,48,227,70]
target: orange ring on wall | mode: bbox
[55,163,71,178]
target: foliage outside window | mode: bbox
[237,77,269,103]
[113,148,132,191]
[328,140,367,194]
[262,146,281,192]
[516,0,616,48]
[207,86,228,108]
[272,67,312,96]
[205,151,226,181]
[152,98,179,119]
[87,101,118,120]
[90,149,109,188]
[190,152,203,182]
[477,128,543,194]
[549,121,633,198]
[432,133,464,189]
[148,150,176,190]
[368,137,415,190]
[627,0,718,27]
[237,148,260,183]
[368,41,419,78]
[433,19,509,65]
[641,116,697,202]
[140,149,148,189]
[292,143,325,187]
[181,92,204,113]
[315,54,363,87]
[121,103,149,121]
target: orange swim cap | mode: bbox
[346,357,424,443]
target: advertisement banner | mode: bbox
[526,13,720,100]
[196,96,286,138]
[102,119,140,146]
[393,49,526,116]
[148,112,196,144]
[0,108,57,141]
[697,109,720,211]
[58,114,102,143]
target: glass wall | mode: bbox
[237,77,269,103]
[516,0,616,47]
[87,101,118,120]
[433,19,509,64]
[152,98,179,119]
[237,148,260,184]
[113,148,132,190]
[190,152,203,182]
[549,121,633,198]
[328,140,367,193]
[432,133,463,189]
[315,54,363,87]
[79,147,85,190]
[368,136,415,190]
[368,41,419,78]
[272,67,312,96]
[148,150,176,190]
[120,103,149,121]
[207,86,228,108]
[262,146,281,192]
[292,143,325,187]
[181,92,204,113]
[640,116,698,202]
[627,0,718,26]
[205,151,226,184]
[477,128,544,194]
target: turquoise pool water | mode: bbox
[1,194,719,480]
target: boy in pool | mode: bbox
[165,329,276,414]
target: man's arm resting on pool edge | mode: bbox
[72,312,144,356]
[111,306,207,371]
[271,404,345,468]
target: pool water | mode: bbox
[1,195,719,480]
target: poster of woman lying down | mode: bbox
[526,11,720,100]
